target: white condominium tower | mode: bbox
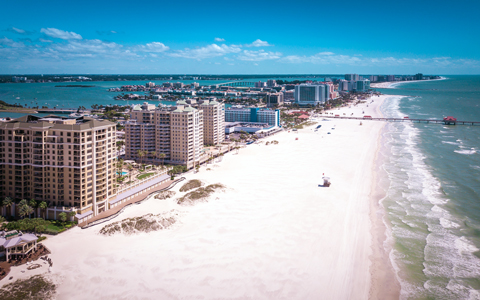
[0,115,117,217]
[126,101,204,168]
[200,100,225,146]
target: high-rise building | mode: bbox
[146,82,156,88]
[387,75,395,81]
[266,80,277,87]
[200,100,225,146]
[254,81,266,88]
[294,84,326,105]
[225,107,280,127]
[415,73,423,80]
[0,115,117,217]
[173,82,184,89]
[345,74,360,81]
[338,80,349,91]
[283,90,295,100]
[266,92,284,107]
[126,102,204,168]
[355,79,371,92]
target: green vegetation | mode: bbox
[177,183,225,205]
[137,172,154,180]
[0,275,56,300]
[99,212,177,236]
[179,180,203,192]
[294,121,316,129]
[1,218,76,235]
[37,236,47,243]
[167,165,188,177]
[0,100,27,111]
[154,191,176,200]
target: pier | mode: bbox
[36,109,77,114]
[322,116,480,126]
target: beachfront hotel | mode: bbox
[200,100,225,146]
[338,79,371,92]
[125,101,206,168]
[294,84,326,105]
[0,115,117,218]
[225,107,280,127]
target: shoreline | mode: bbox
[368,119,402,299]
[1,95,400,299]
[330,95,402,300]
[370,77,446,89]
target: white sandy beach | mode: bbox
[370,77,446,89]
[1,95,400,299]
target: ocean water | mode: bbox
[0,76,322,112]
[379,76,480,299]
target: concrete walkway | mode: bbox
[78,177,183,228]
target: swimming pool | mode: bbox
[117,171,128,176]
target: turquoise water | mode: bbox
[379,76,480,299]
[117,171,128,176]
[0,77,323,111]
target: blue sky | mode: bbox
[1,0,479,74]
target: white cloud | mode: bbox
[11,27,25,34]
[169,44,241,59]
[44,39,139,60]
[4,27,34,35]
[0,37,24,48]
[136,42,169,53]
[214,37,225,42]
[245,39,272,47]
[40,28,82,40]
[237,50,282,61]
[39,38,53,43]
[281,52,362,65]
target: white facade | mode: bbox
[294,84,326,105]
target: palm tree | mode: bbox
[19,199,28,208]
[29,199,37,218]
[39,201,48,219]
[159,153,166,169]
[68,211,76,222]
[25,206,34,219]
[2,197,13,218]
[117,158,124,178]
[150,151,157,165]
[137,150,145,166]
[127,165,134,183]
[18,205,29,219]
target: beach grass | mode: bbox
[179,180,203,192]
[155,191,176,200]
[177,183,225,205]
[0,275,56,300]
[99,212,177,236]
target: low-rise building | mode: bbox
[266,92,284,107]
[0,231,38,261]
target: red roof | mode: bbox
[298,115,309,119]
[444,116,457,121]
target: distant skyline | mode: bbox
[1,0,479,74]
